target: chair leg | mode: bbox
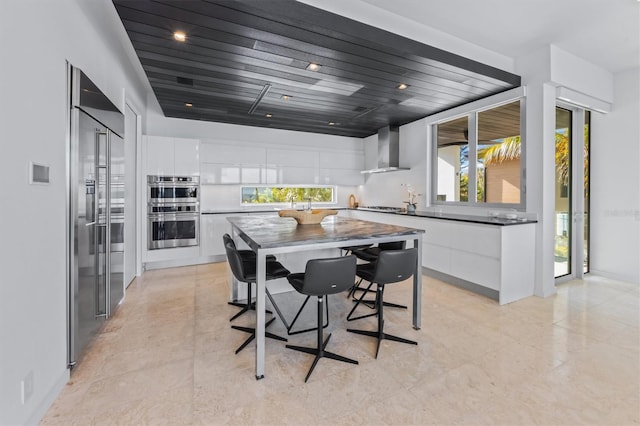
[232,317,287,354]
[346,281,379,322]
[229,281,272,322]
[287,295,329,335]
[286,296,358,382]
[347,278,377,301]
[228,281,253,321]
[347,285,417,358]
[266,288,330,336]
[353,279,407,310]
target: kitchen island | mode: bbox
[345,208,536,305]
[227,214,424,380]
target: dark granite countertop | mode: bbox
[353,208,537,226]
[202,206,536,226]
[227,215,424,251]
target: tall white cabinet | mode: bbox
[145,136,200,177]
[142,136,201,268]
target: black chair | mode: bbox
[340,244,372,256]
[347,241,408,319]
[223,234,276,322]
[351,241,405,263]
[347,248,418,358]
[223,235,290,354]
[286,255,359,382]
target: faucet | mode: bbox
[289,196,296,209]
[305,197,312,211]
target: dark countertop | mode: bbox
[227,215,424,251]
[354,208,538,226]
[202,206,536,226]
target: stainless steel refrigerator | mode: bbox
[67,65,125,368]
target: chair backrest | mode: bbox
[223,233,249,283]
[373,248,418,285]
[222,233,234,249]
[378,241,405,251]
[301,255,357,296]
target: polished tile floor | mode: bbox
[42,263,639,425]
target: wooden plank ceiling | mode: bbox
[112,0,521,138]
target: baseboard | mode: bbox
[26,368,70,425]
[423,267,500,302]
[143,255,226,270]
[588,269,640,285]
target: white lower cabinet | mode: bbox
[200,214,232,257]
[200,211,279,257]
[348,210,535,304]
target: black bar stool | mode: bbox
[223,233,276,322]
[347,248,418,358]
[286,255,359,382]
[223,234,290,354]
[347,241,408,320]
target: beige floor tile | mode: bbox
[40,263,640,426]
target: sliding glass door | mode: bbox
[555,106,590,279]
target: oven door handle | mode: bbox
[148,212,199,220]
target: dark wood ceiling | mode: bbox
[437,101,522,146]
[112,0,521,138]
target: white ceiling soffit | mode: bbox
[305,0,640,74]
[296,0,516,72]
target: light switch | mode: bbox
[30,162,50,184]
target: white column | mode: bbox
[525,82,557,297]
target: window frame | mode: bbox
[430,88,527,211]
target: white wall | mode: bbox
[590,68,640,283]
[297,0,515,72]
[0,0,148,424]
[146,117,364,210]
[358,119,428,208]
[550,45,614,104]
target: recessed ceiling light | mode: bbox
[281,95,291,100]
[396,83,409,90]
[185,102,193,107]
[328,122,335,126]
[265,113,273,118]
[173,31,186,42]
[306,63,321,71]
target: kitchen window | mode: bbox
[433,98,524,208]
[241,185,335,205]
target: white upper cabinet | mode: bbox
[146,136,174,176]
[174,138,200,176]
[200,143,267,184]
[201,143,266,165]
[319,150,363,169]
[192,139,364,185]
[145,136,200,177]
[267,149,318,167]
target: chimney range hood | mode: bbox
[361,125,409,174]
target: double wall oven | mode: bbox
[147,175,200,249]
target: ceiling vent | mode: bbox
[176,76,194,86]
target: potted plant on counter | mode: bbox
[403,184,421,213]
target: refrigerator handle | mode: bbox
[94,129,109,319]
[105,129,112,318]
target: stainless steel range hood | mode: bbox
[361,125,409,174]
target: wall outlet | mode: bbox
[21,371,34,404]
